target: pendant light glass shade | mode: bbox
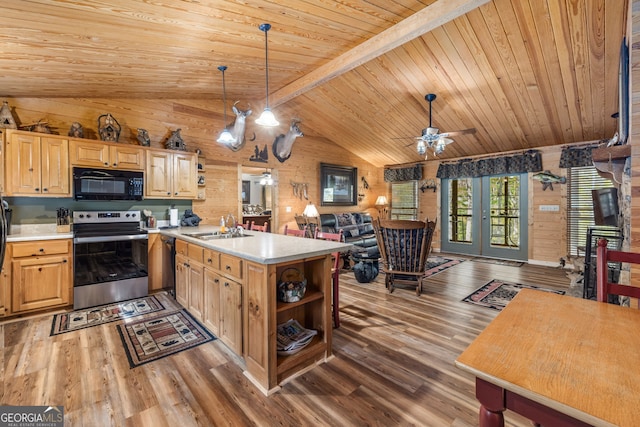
[216,65,237,144]
[256,23,279,127]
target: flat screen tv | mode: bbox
[592,188,619,227]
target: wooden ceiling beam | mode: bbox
[270,0,490,107]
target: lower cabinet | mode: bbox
[204,268,242,354]
[10,239,72,313]
[0,253,10,317]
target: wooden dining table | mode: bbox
[455,288,640,427]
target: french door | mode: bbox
[440,174,528,261]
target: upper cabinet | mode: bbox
[69,139,144,170]
[145,149,197,199]
[4,131,70,197]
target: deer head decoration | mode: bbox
[272,119,304,163]
[225,101,254,152]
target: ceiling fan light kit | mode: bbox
[255,23,280,127]
[400,93,476,159]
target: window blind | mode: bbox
[391,181,418,220]
[567,166,614,256]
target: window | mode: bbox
[391,181,417,220]
[567,166,615,256]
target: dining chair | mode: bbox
[314,228,344,328]
[283,224,307,238]
[250,221,269,232]
[373,218,436,296]
[596,238,640,305]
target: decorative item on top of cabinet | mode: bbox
[165,128,186,151]
[136,128,151,146]
[20,119,53,134]
[97,113,121,142]
[68,122,84,138]
[0,101,17,129]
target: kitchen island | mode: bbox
[160,226,352,395]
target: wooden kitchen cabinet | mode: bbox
[203,255,243,355]
[10,239,72,313]
[145,149,197,199]
[69,139,144,170]
[4,131,70,197]
[0,245,11,317]
[174,243,205,320]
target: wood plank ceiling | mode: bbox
[0,0,627,167]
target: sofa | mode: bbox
[319,212,379,258]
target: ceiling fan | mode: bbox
[400,93,476,158]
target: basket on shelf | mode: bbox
[277,268,307,303]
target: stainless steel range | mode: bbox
[73,210,148,309]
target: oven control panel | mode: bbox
[73,210,141,223]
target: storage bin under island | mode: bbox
[161,226,352,395]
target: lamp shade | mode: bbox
[255,108,279,127]
[216,129,236,144]
[303,203,319,217]
[375,195,388,206]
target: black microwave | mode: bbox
[73,167,144,201]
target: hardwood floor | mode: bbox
[1,257,573,426]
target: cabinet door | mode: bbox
[203,268,221,336]
[111,145,144,170]
[6,132,41,195]
[172,152,197,198]
[0,255,10,317]
[188,261,204,321]
[244,261,270,385]
[220,277,242,355]
[69,139,110,167]
[12,255,70,312]
[145,150,173,198]
[41,137,70,196]
[175,253,189,307]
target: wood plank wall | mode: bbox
[630,0,639,286]
[4,97,571,265]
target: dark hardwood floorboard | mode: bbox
[0,257,572,426]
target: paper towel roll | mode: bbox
[169,209,179,226]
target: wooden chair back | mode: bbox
[373,218,436,295]
[596,238,640,304]
[314,228,344,328]
[250,221,269,232]
[283,224,307,238]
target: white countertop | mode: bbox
[161,225,353,265]
[7,224,74,242]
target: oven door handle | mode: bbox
[74,234,149,244]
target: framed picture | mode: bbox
[320,163,357,206]
[242,180,251,204]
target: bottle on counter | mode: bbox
[220,216,227,233]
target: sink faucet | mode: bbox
[225,214,237,233]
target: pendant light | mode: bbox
[255,23,279,127]
[216,65,237,144]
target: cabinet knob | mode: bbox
[104,162,109,166]
[113,163,117,167]
[63,259,67,263]
[29,168,34,172]
[39,248,44,252]
[167,192,171,195]
[207,258,212,263]
[225,265,231,271]
[224,282,230,287]
[214,278,219,283]
[43,188,48,192]
[34,188,39,191]
[174,192,178,196]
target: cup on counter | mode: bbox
[147,216,157,228]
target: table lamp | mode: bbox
[302,203,319,218]
[375,195,389,219]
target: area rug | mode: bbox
[462,279,565,311]
[470,257,524,267]
[50,296,165,336]
[117,310,216,368]
[424,256,463,278]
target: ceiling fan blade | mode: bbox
[441,128,476,137]
[438,136,454,145]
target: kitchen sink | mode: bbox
[183,231,250,240]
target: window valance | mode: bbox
[384,164,422,182]
[436,150,542,179]
[559,145,598,168]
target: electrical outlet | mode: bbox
[539,205,559,212]
[286,206,292,213]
